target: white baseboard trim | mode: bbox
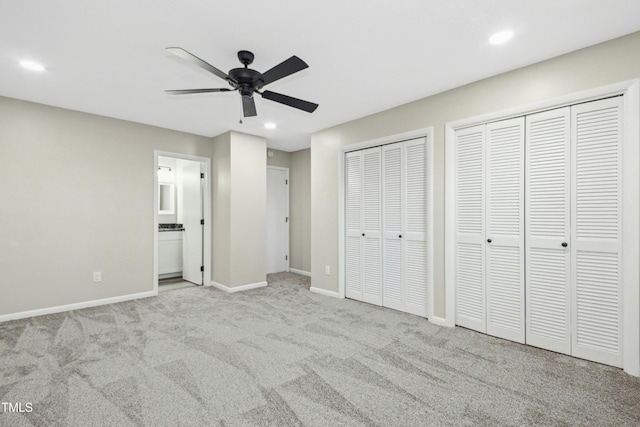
[0,291,157,323]
[310,286,343,299]
[430,315,454,327]
[210,281,268,293]
[289,268,311,277]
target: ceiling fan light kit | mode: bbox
[166,47,319,118]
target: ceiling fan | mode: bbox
[165,47,319,118]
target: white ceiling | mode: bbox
[2,1,640,152]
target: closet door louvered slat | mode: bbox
[525,107,571,354]
[571,97,623,367]
[485,118,525,343]
[455,125,486,332]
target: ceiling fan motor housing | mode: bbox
[228,51,264,97]
[228,67,264,97]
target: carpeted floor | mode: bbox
[1,272,639,426]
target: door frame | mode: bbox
[153,150,212,293]
[338,127,434,317]
[445,79,640,376]
[267,165,290,273]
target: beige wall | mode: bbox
[310,31,640,318]
[266,149,291,168]
[0,96,213,316]
[229,132,267,287]
[289,149,311,272]
[211,132,231,286]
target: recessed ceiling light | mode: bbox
[489,30,514,45]
[20,60,45,71]
[264,122,277,130]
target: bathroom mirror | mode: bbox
[158,183,175,214]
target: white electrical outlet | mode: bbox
[93,272,102,283]
[325,265,330,276]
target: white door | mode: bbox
[485,118,525,343]
[382,139,428,316]
[361,148,382,305]
[382,143,404,311]
[454,125,486,333]
[182,160,203,285]
[403,139,428,317]
[525,107,571,354]
[267,167,289,274]
[571,97,623,367]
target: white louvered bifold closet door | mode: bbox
[525,107,572,355]
[345,151,363,301]
[485,118,525,343]
[455,125,486,333]
[345,148,382,305]
[403,139,428,316]
[382,138,428,316]
[362,148,382,305]
[571,97,623,367]
[382,143,404,311]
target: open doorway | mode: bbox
[154,151,211,293]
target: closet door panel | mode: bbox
[404,139,428,317]
[485,118,525,343]
[345,152,363,301]
[571,97,623,367]
[455,125,486,332]
[362,148,382,305]
[525,108,571,354]
[382,143,404,310]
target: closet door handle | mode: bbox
[562,242,568,247]
[362,233,365,237]
[398,235,402,238]
[487,239,492,243]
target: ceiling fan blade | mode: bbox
[166,47,235,83]
[261,90,318,113]
[165,88,233,95]
[261,56,308,85]
[242,96,257,117]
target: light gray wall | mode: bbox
[289,149,311,272]
[229,132,267,287]
[211,131,267,288]
[0,96,213,316]
[310,31,640,318]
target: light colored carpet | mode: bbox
[1,272,639,426]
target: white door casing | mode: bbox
[266,167,289,274]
